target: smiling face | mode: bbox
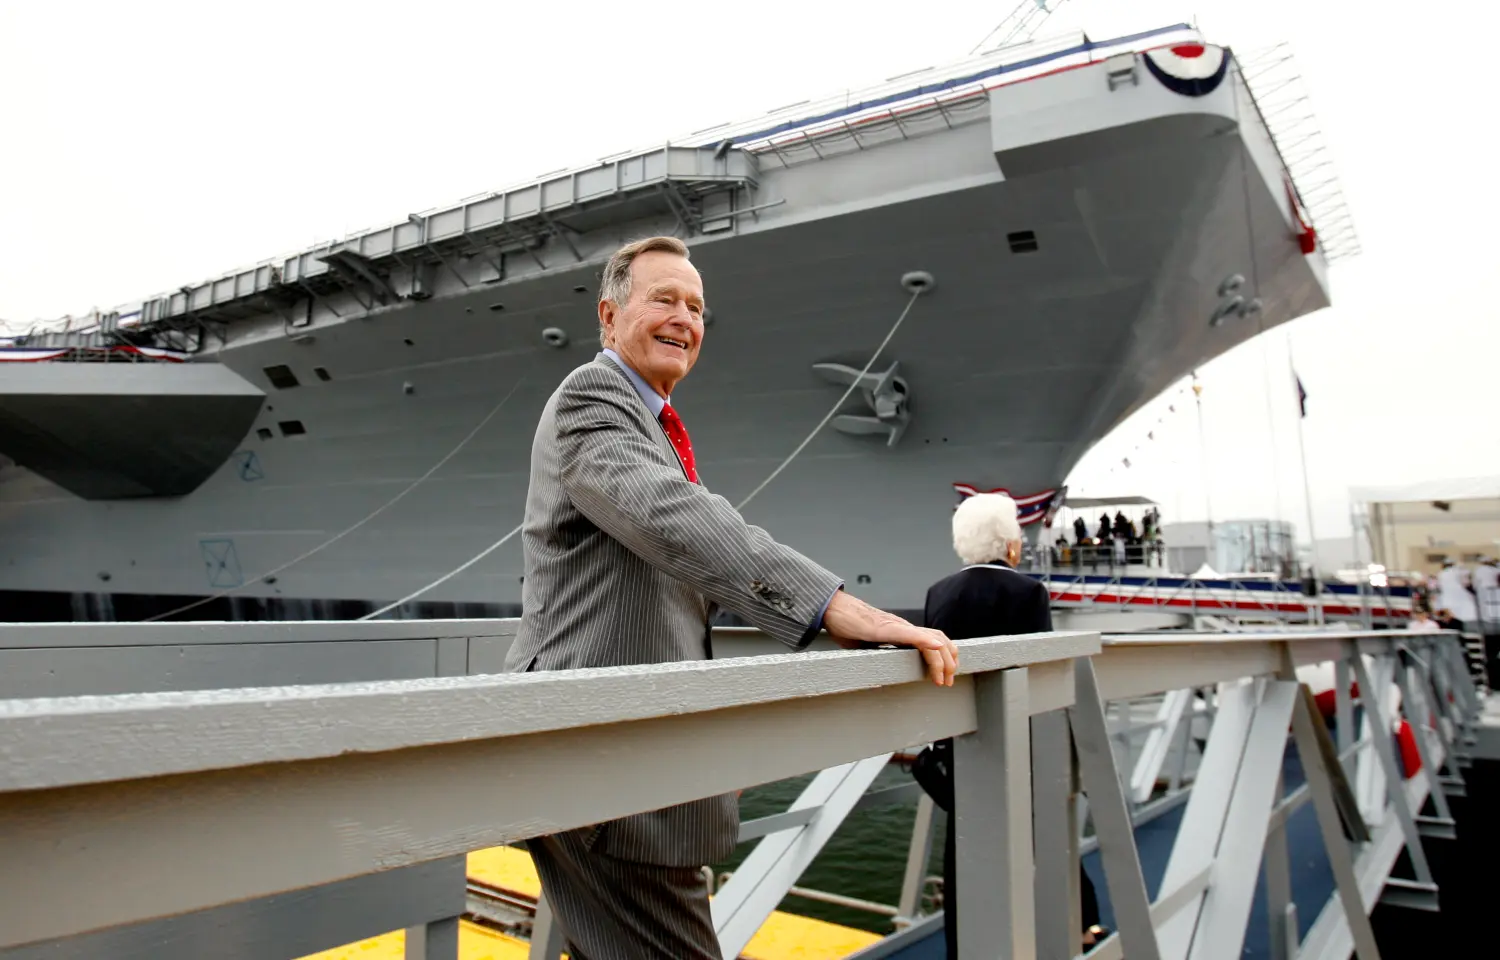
[599,250,706,398]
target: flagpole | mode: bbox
[1288,338,1323,625]
[1192,373,1213,542]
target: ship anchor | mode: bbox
[811,360,910,448]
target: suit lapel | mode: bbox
[593,354,697,486]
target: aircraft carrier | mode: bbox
[0,23,1336,622]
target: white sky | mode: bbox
[2,0,1496,543]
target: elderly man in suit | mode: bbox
[916,493,1103,959]
[504,235,958,959]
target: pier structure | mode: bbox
[0,620,1491,960]
[1034,571,1414,628]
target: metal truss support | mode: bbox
[1130,687,1193,803]
[895,792,938,927]
[1143,673,1357,960]
[1353,657,1394,826]
[297,280,344,318]
[539,214,583,263]
[1187,681,1298,960]
[424,245,472,290]
[1155,680,1255,958]
[464,239,506,283]
[1349,653,1438,900]
[657,181,703,236]
[320,249,402,306]
[713,754,891,958]
[1068,658,1162,960]
[1392,650,1456,838]
[1273,645,1383,960]
[1420,645,1475,789]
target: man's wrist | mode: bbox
[823,590,905,644]
[821,589,866,640]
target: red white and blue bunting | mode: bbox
[0,345,189,363]
[952,484,1061,526]
[1141,42,1229,97]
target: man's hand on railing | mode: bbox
[822,590,958,686]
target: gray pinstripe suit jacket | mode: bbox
[505,352,843,866]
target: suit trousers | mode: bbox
[527,828,724,960]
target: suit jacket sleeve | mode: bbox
[555,366,844,649]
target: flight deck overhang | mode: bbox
[0,363,264,499]
[988,45,1241,180]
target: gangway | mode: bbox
[1,619,1490,960]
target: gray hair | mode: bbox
[952,493,1023,565]
[597,236,690,346]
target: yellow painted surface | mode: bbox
[294,928,404,960]
[298,845,881,960]
[294,921,532,960]
[467,844,541,899]
[742,909,882,959]
[458,922,534,960]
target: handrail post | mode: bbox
[953,666,1035,960]
[406,918,459,960]
[1031,708,1078,960]
[528,895,567,960]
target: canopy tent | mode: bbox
[1062,495,1159,509]
[1349,476,1500,505]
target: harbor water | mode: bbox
[723,765,943,936]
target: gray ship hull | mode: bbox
[0,31,1330,620]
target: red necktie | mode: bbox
[658,403,699,483]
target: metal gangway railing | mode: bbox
[0,620,1485,960]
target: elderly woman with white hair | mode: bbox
[910,493,1105,957]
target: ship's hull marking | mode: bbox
[200,539,244,589]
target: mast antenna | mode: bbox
[969,0,1068,57]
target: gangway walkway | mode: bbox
[0,621,1487,960]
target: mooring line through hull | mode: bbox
[735,281,927,513]
[140,379,528,622]
[358,523,524,621]
[363,278,932,618]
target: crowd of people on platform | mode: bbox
[1408,556,1500,630]
[1049,507,1165,569]
[1406,556,1500,683]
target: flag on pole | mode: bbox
[1294,372,1308,418]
